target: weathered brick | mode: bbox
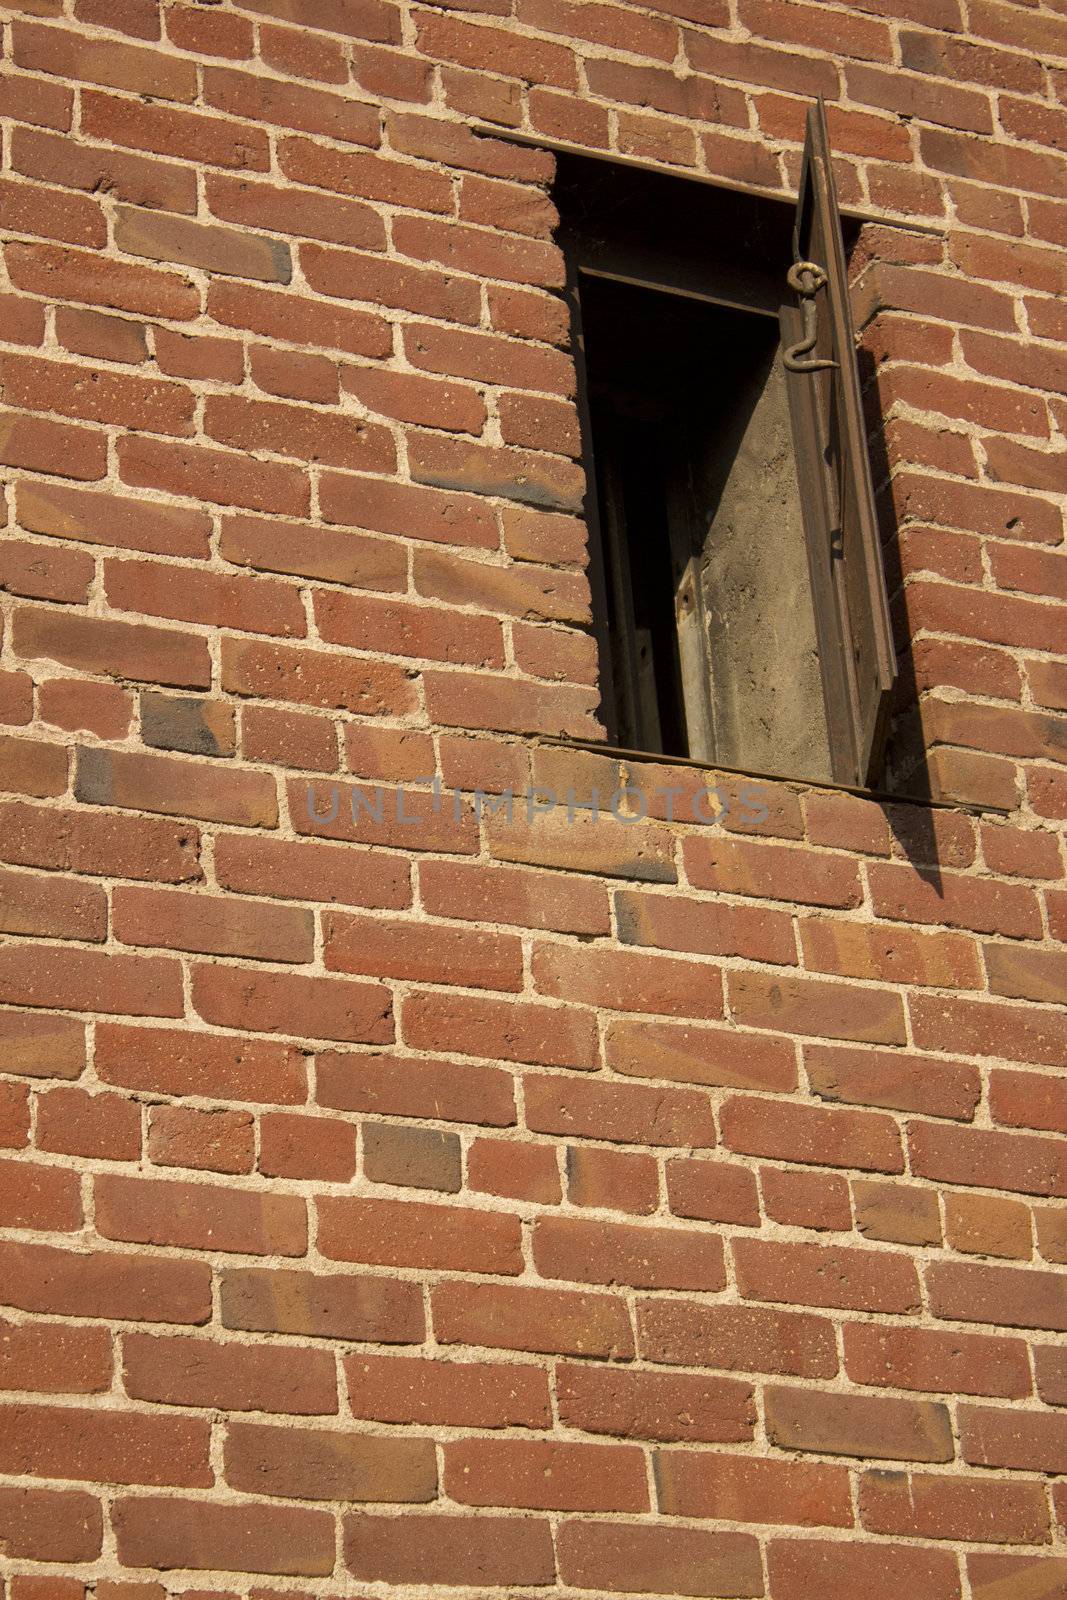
[558,1363,754,1444]
[225,1420,436,1502]
[765,1385,953,1463]
[844,1323,1031,1399]
[556,1521,762,1598]
[657,1451,852,1527]
[221,1265,423,1342]
[344,1509,554,1588]
[319,1194,521,1274]
[114,1496,334,1577]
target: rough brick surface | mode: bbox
[0,0,1064,1594]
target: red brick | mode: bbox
[404,989,596,1069]
[990,1069,1067,1136]
[638,1298,837,1377]
[767,1538,961,1600]
[420,859,609,936]
[0,174,106,248]
[0,1011,85,1081]
[76,746,276,828]
[468,1136,561,1203]
[0,73,74,132]
[319,1194,521,1274]
[343,364,484,433]
[317,1049,514,1128]
[0,1318,111,1395]
[154,326,244,382]
[281,137,451,215]
[221,1264,422,1343]
[259,1111,356,1182]
[765,1385,953,1462]
[259,19,347,80]
[96,1172,306,1257]
[81,89,270,172]
[909,1120,1067,1196]
[446,1435,646,1511]
[728,971,907,1046]
[0,730,69,798]
[801,917,982,989]
[969,1556,1067,1600]
[344,1509,554,1588]
[12,19,193,99]
[401,316,571,390]
[657,1451,852,1527]
[7,240,197,322]
[559,1362,753,1445]
[524,1072,716,1148]
[734,1238,921,1314]
[721,1095,903,1172]
[192,962,391,1045]
[1036,1346,1067,1405]
[766,1167,853,1233]
[12,126,196,215]
[0,411,107,481]
[114,1496,334,1577]
[861,1467,1049,1543]
[221,635,415,717]
[805,1042,980,1120]
[960,1405,1067,1473]
[666,1158,760,1227]
[945,1191,1032,1258]
[534,1214,724,1292]
[927,1259,1067,1332]
[0,1158,82,1231]
[0,1484,102,1563]
[214,833,408,911]
[345,1351,550,1428]
[567,1145,659,1215]
[0,865,104,942]
[362,1122,461,1192]
[0,1082,30,1149]
[114,886,311,962]
[204,62,380,145]
[119,434,310,518]
[433,1279,633,1359]
[167,3,254,57]
[225,1420,435,1502]
[148,1105,255,1176]
[854,1179,941,1245]
[14,605,209,689]
[0,943,181,1019]
[318,471,496,549]
[55,308,146,366]
[96,1023,305,1106]
[15,480,211,559]
[556,1521,762,1598]
[2,352,191,438]
[0,1240,210,1325]
[0,800,201,885]
[241,704,337,771]
[0,1402,211,1487]
[250,345,339,405]
[606,1018,797,1093]
[844,1321,1031,1398]
[36,1086,141,1161]
[533,942,722,1020]
[327,908,524,992]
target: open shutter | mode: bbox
[784,99,897,787]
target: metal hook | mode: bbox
[783,259,838,374]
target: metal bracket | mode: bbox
[783,260,838,373]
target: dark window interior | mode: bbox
[555,148,872,787]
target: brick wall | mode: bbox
[0,0,1065,1595]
